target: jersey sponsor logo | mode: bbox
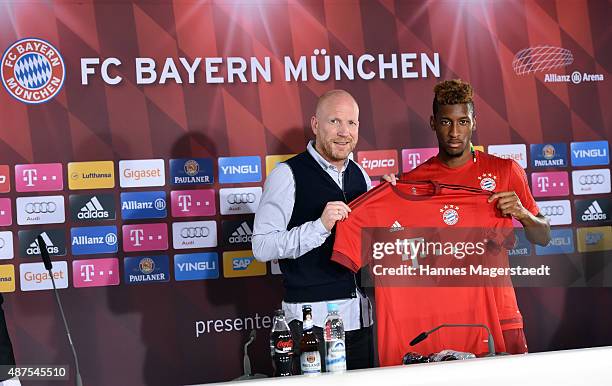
[535,228,574,256]
[71,226,118,255]
[0,165,10,193]
[0,265,15,293]
[530,143,568,168]
[574,198,611,225]
[1,38,66,104]
[508,230,532,257]
[571,169,611,195]
[120,191,166,220]
[0,198,12,226]
[221,218,254,248]
[124,255,170,284]
[219,187,261,215]
[487,144,527,168]
[536,200,572,226]
[218,156,262,184]
[570,141,609,167]
[174,253,219,281]
[73,258,120,288]
[477,173,497,191]
[15,163,63,192]
[18,229,67,258]
[401,148,438,172]
[357,150,399,177]
[69,194,116,222]
[16,195,65,225]
[223,250,267,278]
[389,221,405,232]
[19,261,68,291]
[576,226,612,253]
[440,204,460,226]
[169,158,214,185]
[122,223,168,252]
[170,189,216,217]
[0,231,13,260]
[265,154,295,176]
[67,161,115,190]
[172,220,217,249]
[531,171,569,197]
[119,159,165,188]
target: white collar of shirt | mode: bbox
[306,140,351,172]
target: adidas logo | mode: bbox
[390,220,404,232]
[229,222,253,244]
[78,196,109,220]
[27,232,59,255]
[582,201,607,221]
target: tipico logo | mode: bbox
[1,38,66,104]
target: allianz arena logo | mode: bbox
[1,38,65,104]
[512,45,603,84]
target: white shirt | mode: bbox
[252,141,373,330]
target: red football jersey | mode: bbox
[332,182,513,366]
[403,151,536,331]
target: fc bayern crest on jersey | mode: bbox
[1,38,66,104]
[440,204,460,225]
[478,173,497,191]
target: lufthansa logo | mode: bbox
[25,202,57,214]
[180,227,210,238]
[227,193,256,204]
[579,174,605,185]
[541,205,565,216]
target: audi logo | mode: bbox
[25,202,57,214]
[181,227,210,238]
[227,193,256,204]
[579,174,605,185]
[541,205,565,216]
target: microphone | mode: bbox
[37,235,83,386]
[232,329,266,381]
[409,323,496,357]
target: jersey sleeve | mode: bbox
[331,210,366,273]
[508,160,540,216]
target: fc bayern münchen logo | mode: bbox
[440,204,459,225]
[1,38,66,104]
[478,173,497,191]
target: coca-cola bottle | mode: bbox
[270,309,294,376]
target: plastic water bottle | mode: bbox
[324,303,347,372]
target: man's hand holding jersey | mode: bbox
[320,201,352,231]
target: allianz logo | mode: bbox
[27,232,58,255]
[177,261,216,272]
[220,165,259,175]
[229,222,253,243]
[582,201,607,221]
[72,233,117,246]
[78,197,109,219]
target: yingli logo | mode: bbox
[357,150,398,176]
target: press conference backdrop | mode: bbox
[0,1,610,385]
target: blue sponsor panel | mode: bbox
[124,255,170,284]
[508,230,532,257]
[570,141,609,167]
[535,228,575,256]
[530,143,568,168]
[218,156,262,184]
[169,158,214,185]
[70,225,118,255]
[174,253,219,281]
[120,191,167,220]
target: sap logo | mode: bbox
[232,257,254,271]
[570,141,609,167]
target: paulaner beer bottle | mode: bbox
[299,319,321,375]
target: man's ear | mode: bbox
[472,117,476,132]
[429,115,435,131]
[311,115,318,136]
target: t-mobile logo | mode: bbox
[178,194,192,212]
[537,176,550,192]
[80,264,95,282]
[22,169,38,187]
[130,229,144,246]
[407,153,422,169]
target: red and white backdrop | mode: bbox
[0,1,610,385]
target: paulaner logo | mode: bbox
[1,38,66,104]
